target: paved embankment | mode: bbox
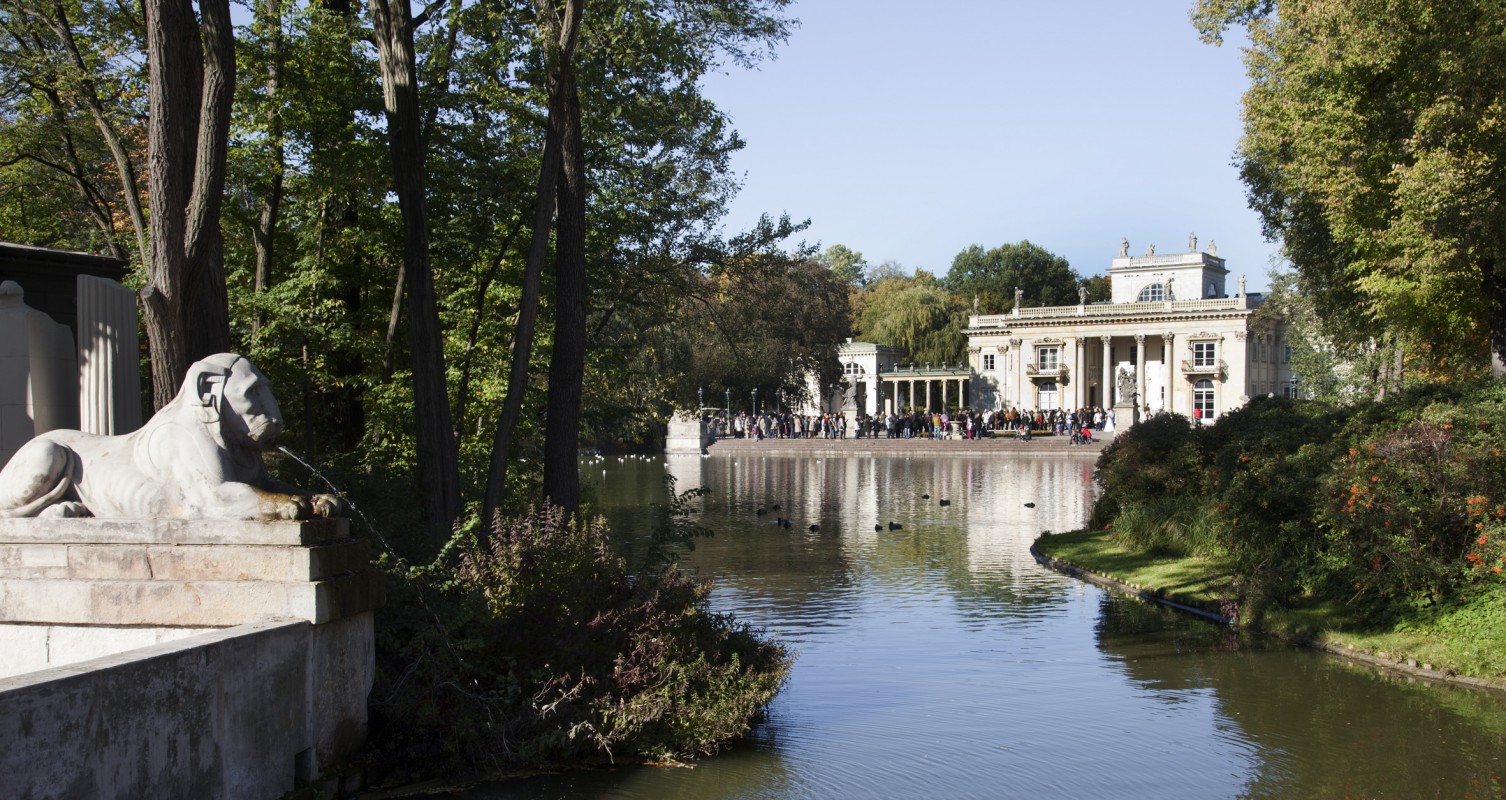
[702,434,1108,457]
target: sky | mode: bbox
[699,1,1284,289]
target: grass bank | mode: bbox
[1035,529,1506,689]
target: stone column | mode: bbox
[1164,332,1175,413]
[1072,338,1085,409]
[1230,331,1250,415]
[1013,338,1026,410]
[77,275,143,436]
[1135,334,1147,413]
[1101,335,1112,407]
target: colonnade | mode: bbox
[861,373,971,415]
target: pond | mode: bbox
[456,452,1506,799]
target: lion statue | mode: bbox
[0,353,341,520]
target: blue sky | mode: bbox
[700,1,1283,290]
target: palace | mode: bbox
[834,235,1294,424]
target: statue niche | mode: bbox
[0,353,341,520]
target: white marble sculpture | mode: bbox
[0,353,340,520]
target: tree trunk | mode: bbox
[251,0,284,335]
[140,0,235,409]
[369,0,462,538]
[541,24,586,515]
[481,0,580,528]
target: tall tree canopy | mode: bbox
[817,243,867,286]
[1195,0,1506,378]
[944,240,1081,315]
[856,271,966,367]
[0,0,796,544]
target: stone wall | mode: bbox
[0,618,370,799]
[0,518,380,797]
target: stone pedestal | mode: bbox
[665,412,709,454]
[0,518,380,771]
[1111,401,1139,435]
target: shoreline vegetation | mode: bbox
[1032,530,1506,692]
[1035,383,1506,693]
[360,502,792,789]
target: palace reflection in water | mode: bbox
[456,453,1506,800]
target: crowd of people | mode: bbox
[707,406,1114,444]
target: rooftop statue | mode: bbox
[0,353,341,520]
[1119,237,1130,258]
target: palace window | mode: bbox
[843,362,865,375]
[1137,283,1166,302]
[1036,346,1060,370]
[1038,381,1059,411]
[1282,344,1292,364]
[1192,341,1217,368]
[1283,377,1300,399]
[1194,379,1215,418]
[983,353,996,371]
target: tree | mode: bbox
[818,243,868,286]
[944,240,1079,315]
[369,0,463,535]
[540,0,587,514]
[0,0,148,264]
[482,0,580,529]
[140,0,235,407]
[1082,274,1111,303]
[666,229,847,415]
[1195,0,1506,379]
[856,271,966,366]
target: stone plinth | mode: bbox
[0,519,380,666]
[0,516,381,792]
[666,413,709,454]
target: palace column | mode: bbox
[1164,332,1175,413]
[1018,338,1030,412]
[1229,331,1250,417]
[1135,334,1147,413]
[1101,335,1112,407]
[1002,343,1013,408]
[1073,337,1085,409]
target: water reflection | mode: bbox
[456,454,1506,799]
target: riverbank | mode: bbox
[704,433,1108,457]
[1033,529,1506,693]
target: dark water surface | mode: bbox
[458,453,1506,799]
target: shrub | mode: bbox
[1091,383,1506,624]
[1092,412,1202,529]
[366,505,790,783]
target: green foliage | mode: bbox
[817,243,868,286]
[1095,385,1506,627]
[944,240,1080,315]
[655,223,849,418]
[855,271,966,366]
[1091,412,1203,529]
[0,0,147,262]
[368,505,790,781]
[1196,0,1506,376]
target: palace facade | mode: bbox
[965,238,1293,422]
[831,237,1294,424]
